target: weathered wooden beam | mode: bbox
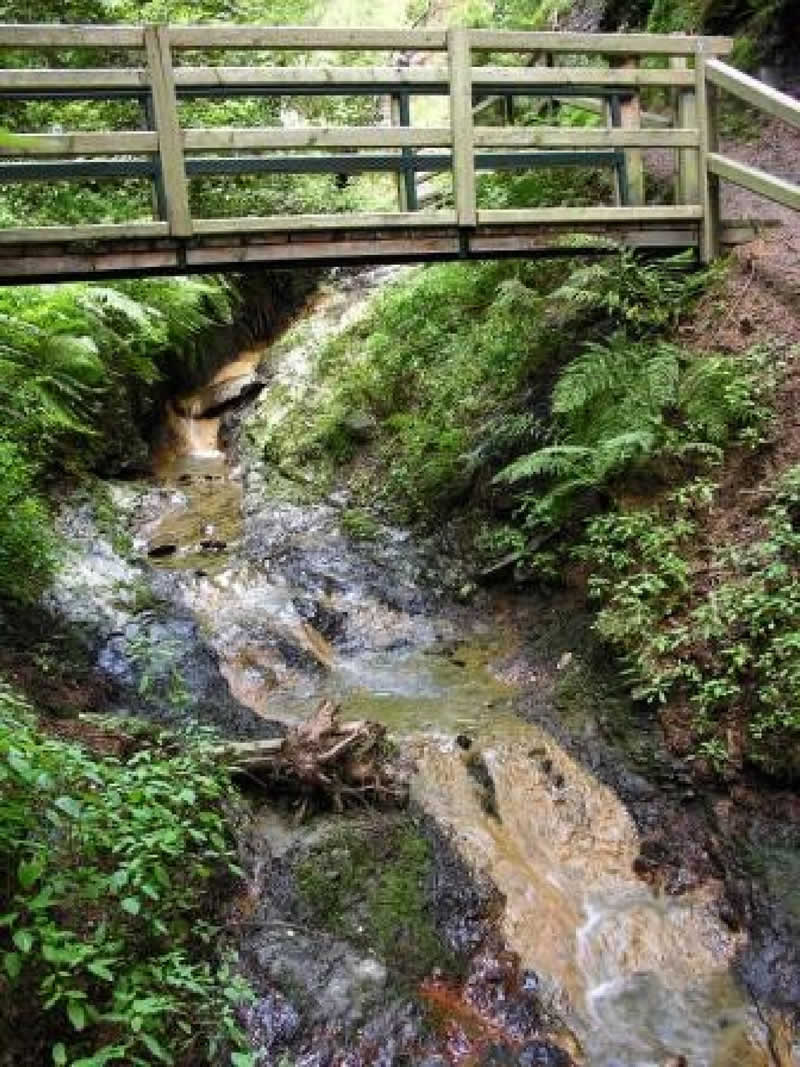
[0,23,146,47]
[145,25,192,238]
[0,221,169,243]
[473,127,698,148]
[449,26,476,228]
[468,30,733,56]
[182,126,452,150]
[0,131,158,156]
[173,65,449,89]
[478,205,703,224]
[705,58,800,130]
[708,153,800,212]
[469,229,698,252]
[192,211,458,234]
[0,68,148,91]
[474,66,694,88]
[168,25,448,50]
[184,235,461,266]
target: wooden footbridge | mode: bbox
[0,23,799,283]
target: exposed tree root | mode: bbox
[213,700,410,818]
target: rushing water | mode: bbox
[140,268,773,1066]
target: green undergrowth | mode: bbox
[0,683,255,1067]
[578,461,800,778]
[295,818,450,988]
[0,275,232,604]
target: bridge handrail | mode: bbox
[0,24,738,247]
[698,57,800,258]
[0,24,733,54]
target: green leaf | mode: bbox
[12,928,33,953]
[4,952,21,979]
[139,1033,171,1063]
[67,999,87,1032]
[52,1043,67,1066]
[121,896,141,916]
[55,795,82,819]
[18,857,43,890]
[88,960,115,982]
[231,1053,256,1067]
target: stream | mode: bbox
[52,269,775,1065]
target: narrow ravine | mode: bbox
[118,267,774,1066]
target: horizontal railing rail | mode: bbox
[0,23,744,259]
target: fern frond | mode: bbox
[494,445,592,485]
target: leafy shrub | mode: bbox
[577,467,800,779]
[0,443,56,602]
[0,685,254,1065]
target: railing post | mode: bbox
[671,56,699,205]
[696,45,720,262]
[144,24,192,238]
[448,25,476,228]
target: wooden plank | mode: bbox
[708,153,800,212]
[473,127,698,147]
[145,25,192,238]
[0,131,158,156]
[468,30,733,56]
[696,52,720,262]
[168,25,447,50]
[449,26,476,227]
[705,58,800,130]
[173,65,449,89]
[0,68,148,91]
[470,229,697,252]
[0,250,178,278]
[183,126,452,150]
[193,211,457,234]
[473,66,694,88]
[0,221,169,244]
[671,57,698,204]
[185,236,461,266]
[0,23,146,47]
[478,205,702,224]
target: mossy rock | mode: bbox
[294,815,453,988]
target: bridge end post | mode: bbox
[696,46,721,262]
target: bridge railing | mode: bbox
[697,57,800,259]
[0,25,736,254]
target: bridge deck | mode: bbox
[0,213,760,284]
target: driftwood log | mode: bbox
[213,701,409,819]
